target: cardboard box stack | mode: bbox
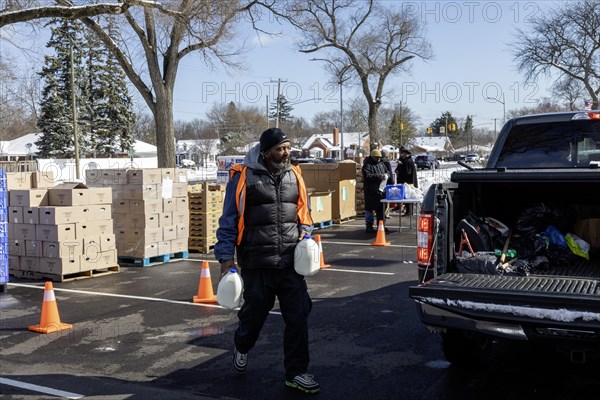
[308,190,333,226]
[7,178,118,279]
[188,183,225,253]
[86,168,189,261]
[298,161,358,223]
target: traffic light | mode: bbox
[400,123,404,130]
[449,123,456,131]
[427,127,433,135]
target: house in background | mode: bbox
[1,132,157,160]
[301,129,369,159]
[175,139,220,167]
[406,136,454,157]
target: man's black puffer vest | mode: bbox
[237,166,300,269]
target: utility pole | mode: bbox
[492,118,498,141]
[270,78,287,128]
[69,41,80,180]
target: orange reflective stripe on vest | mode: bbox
[231,164,312,245]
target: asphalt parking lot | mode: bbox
[1,211,427,399]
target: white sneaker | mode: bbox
[232,348,247,373]
[285,373,320,394]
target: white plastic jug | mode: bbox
[217,268,243,310]
[294,235,320,276]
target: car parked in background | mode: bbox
[414,154,440,169]
[444,153,465,162]
[464,153,480,163]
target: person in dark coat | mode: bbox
[362,149,392,233]
[394,147,418,215]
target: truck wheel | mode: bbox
[441,329,492,368]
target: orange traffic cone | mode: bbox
[314,234,331,269]
[28,281,73,334]
[371,220,391,247]
[193,260,217,303]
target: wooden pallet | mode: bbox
[334,216,356,224]
[188,244,215,254]
[118,251,189,267]
[10,265,120,282]
[313,220,334,230]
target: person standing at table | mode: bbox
[362,149,392,233]
[394,147,418,215]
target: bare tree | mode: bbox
[288,0,432,148]
[2,1,279,167]
[552,76,587,111]
[513,0,600,109]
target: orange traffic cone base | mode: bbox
[193,295,217,304]
[29,322,73,334]
[314,234,331,269]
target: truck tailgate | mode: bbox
[409,273,600,328]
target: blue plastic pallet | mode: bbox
[313,220,334,230]
[118,251,189,267]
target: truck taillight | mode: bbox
[417,213,433,264]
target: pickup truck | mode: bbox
[409,111,600,366]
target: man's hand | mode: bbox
[220,260,235,279]
[298,229,308,241]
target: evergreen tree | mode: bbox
[85,19,135,155]
[428,111,459,137]
[37,17,136,159]
[269,95,294,125]
[36,19,88,158]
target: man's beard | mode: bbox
[269,158,289,172]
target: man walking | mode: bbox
[214,128,319,394]
[362,149,392,233]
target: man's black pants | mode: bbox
[235,265,312,380]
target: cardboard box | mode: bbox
[86,169,127,185]
[13,223,37,241]
[114,199,130,214]
[170,238,188,253]
[334,180,357,221]
[49,183,89,206]
[163,225,177,241]
[119,241,159,258]
[172,183,188,198]
[176,196,189,211]
[9,189,49,207]
[161,168,176,182]
[24,240,43,257]
[36,224,76,242]
[8,240,25,257]
[75,221,102,238]
[94,220,113,235]
[87,187,112,205]
[22,207,39,225]
[158,241,171,255]
[39,257,80,275]
[6,172,32,190]
[82,249,117,270]
[8,207,23,224]
[174,169,188,183]
[163,198,177,213]
[38,206,82,225]
[20,256,39,271]
[309,191,333,224]
[31,171,55,188]
[99,234,116,252]
[90,205,112,221]
[125,228,163,244]
[123,184,158,200]
[127,169,162,185]
[172,210,190,225]
[128,213,160,229]
[130,199,162,215]
[160,212,173,227]
[43,241,82,259]
[299,161,357,192]
[176,224,189,240]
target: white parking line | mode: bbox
[322,240,416,248]
[323,268,395,275]
[0,377,83,399]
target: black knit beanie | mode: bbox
[260,128,289,153]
